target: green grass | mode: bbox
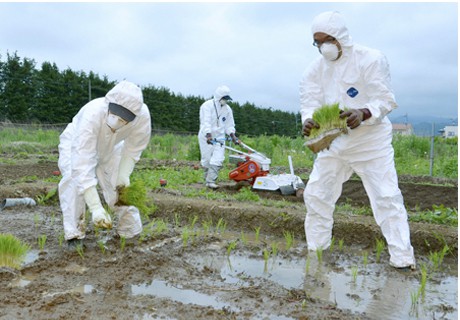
[309,103,347,139]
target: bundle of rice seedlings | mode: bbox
[305,103,348,153]
[116,180,149,216]
[0,233,30,269]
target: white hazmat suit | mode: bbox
[300,12,415,268]
[58,81,151,241]
[198,85,236,187]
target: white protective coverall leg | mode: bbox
[304,132,415,268]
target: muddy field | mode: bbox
[0,159,458,320]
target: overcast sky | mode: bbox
[0,2,457,121]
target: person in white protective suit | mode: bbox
[299,11,416,270]
[58,80,151,247]
[198,85,240,189]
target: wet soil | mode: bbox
[0,159,458,319]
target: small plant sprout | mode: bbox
[420,263,428,300]
[202,219,212,236]
[351,266,358,283]
[362,251,368,268]
[240,231,248,246]
[120,236,126,252]
[410,290,420,314]
[216,218,227,234]
[263,248,271,272]
[189,215,198,230]
[0,233,31,269]
[227,240,237,256]
[429,245,449,271]
[316,248,323,264]
[182,227,190,247]
[283,231,294,251]
[329,236,335,252]
[338,239,344,252]
[174,213,181,228]
[375,238,385,263]
[37,235,47,251]
[305,256,311,274]
[254,226,261,242]
[97,240,106,254]
[58,232,65,247]
[33,213,40,228]
[75,243,84,260]
[271,242,279,257]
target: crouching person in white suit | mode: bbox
[58,80,151,247]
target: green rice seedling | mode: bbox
[174,213,181,228]
[154,219,168,235]
[420,263,428,299]
[271,242,279,257]
[362,251,368,268]
[351,266,358,283]
[227,240,237,256]
[410,290,420,314]
[120,236,126,252]
[75,244,84,260]
[429,245,449,271]
[301,299,308,310]
[316,248,323,264]
[58,232,64,247]
[240,231,248,246]
[189,215,198,230]
[182,227,190,247]
[329,236,335,252]
[263,248,271,272]
[97,240,106,254]
[305,256,311,274]
[375,238,385,263]
[0,233,30,269]
[306,103,348,153]
[283,231,294,251]
[338,239,344,252]
[33,213,40,229]
[202,219,212,236]
[37,235,47,251]
[116,180,149,217]
[215,218,226,234]
[254,226,261,242]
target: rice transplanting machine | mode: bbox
[215,139,305,196]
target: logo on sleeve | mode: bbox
[347,87,359,98]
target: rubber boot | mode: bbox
[205,165,221,189]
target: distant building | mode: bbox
[392,123,413,136]
[439,125,458,138]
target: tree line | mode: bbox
[0,51,301,137]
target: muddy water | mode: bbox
[131,233,458,320]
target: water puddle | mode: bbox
[23,249,40,265]
[136,238,457,320]
[220,252,458,320]
[132,279,234,311]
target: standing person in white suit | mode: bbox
[198,85,240,189]
[299,11,415,270]
[58,80,151,247]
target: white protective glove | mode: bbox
[116,156,136,188]
[83,186,112,229]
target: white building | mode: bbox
[439,125,458,138]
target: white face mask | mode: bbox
[106,113,127,131]
[320,43,341,61]
[219,99,227,106]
